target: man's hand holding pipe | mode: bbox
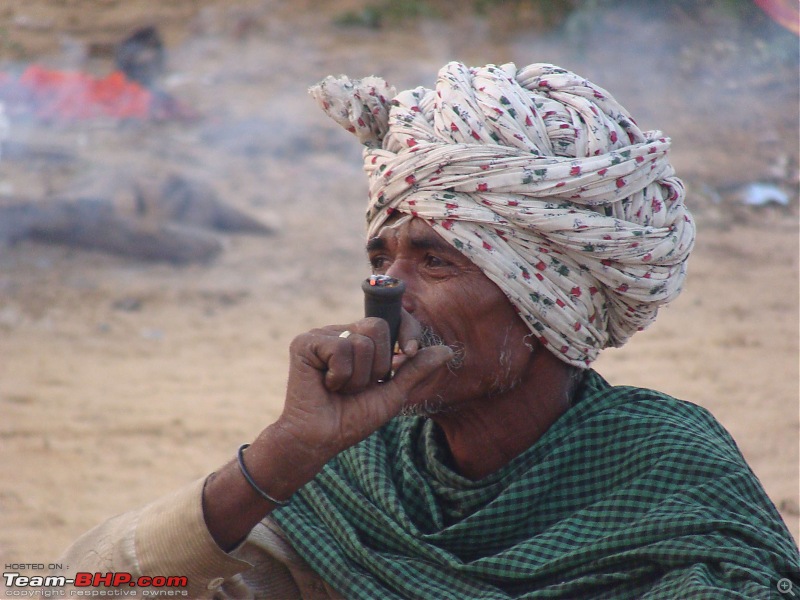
[202,312,453,551]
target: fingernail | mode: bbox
[403,340,419,355]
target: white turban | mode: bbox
[310,62,695,368]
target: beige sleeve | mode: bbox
[57,477,253,598]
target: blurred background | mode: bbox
[0,0,797,566]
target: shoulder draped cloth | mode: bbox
[272,371,800,598]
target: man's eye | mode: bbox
[369,256,388,270]
[425,254,446,268]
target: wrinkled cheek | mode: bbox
[470,329,531,393]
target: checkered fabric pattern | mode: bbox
[272,371,799,598]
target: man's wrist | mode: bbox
[251,420,332,496]
[202,423,326,552]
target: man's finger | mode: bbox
[337,332,377,393]
[397,309,423,357]
[321,338,355,392]
[355,318,392,382]
[380,345,452,408]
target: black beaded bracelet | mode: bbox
[236,443,290,507]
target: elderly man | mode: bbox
[60,62,799,598]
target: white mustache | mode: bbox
[418,325,465,371]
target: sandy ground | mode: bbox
[0,0,798,574]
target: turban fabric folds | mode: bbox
[310,62,695,367]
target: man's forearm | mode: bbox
[201,422,327,552]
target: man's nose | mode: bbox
[385,261,417,314]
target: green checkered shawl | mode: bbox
[272,371,799,598]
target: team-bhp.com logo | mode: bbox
[4,570,189,597]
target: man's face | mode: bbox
[367,216,535,415]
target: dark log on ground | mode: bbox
[0,172,271,263]
[0,202,47,244]
[0,198,223,264]
[1,141,79,164]
[134,173,273,235]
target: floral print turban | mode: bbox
[310,62,695,368]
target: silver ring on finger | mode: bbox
[338,330,352,339]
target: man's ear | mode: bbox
[522,332,538,353]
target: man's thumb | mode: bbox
[389,345,452,393]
